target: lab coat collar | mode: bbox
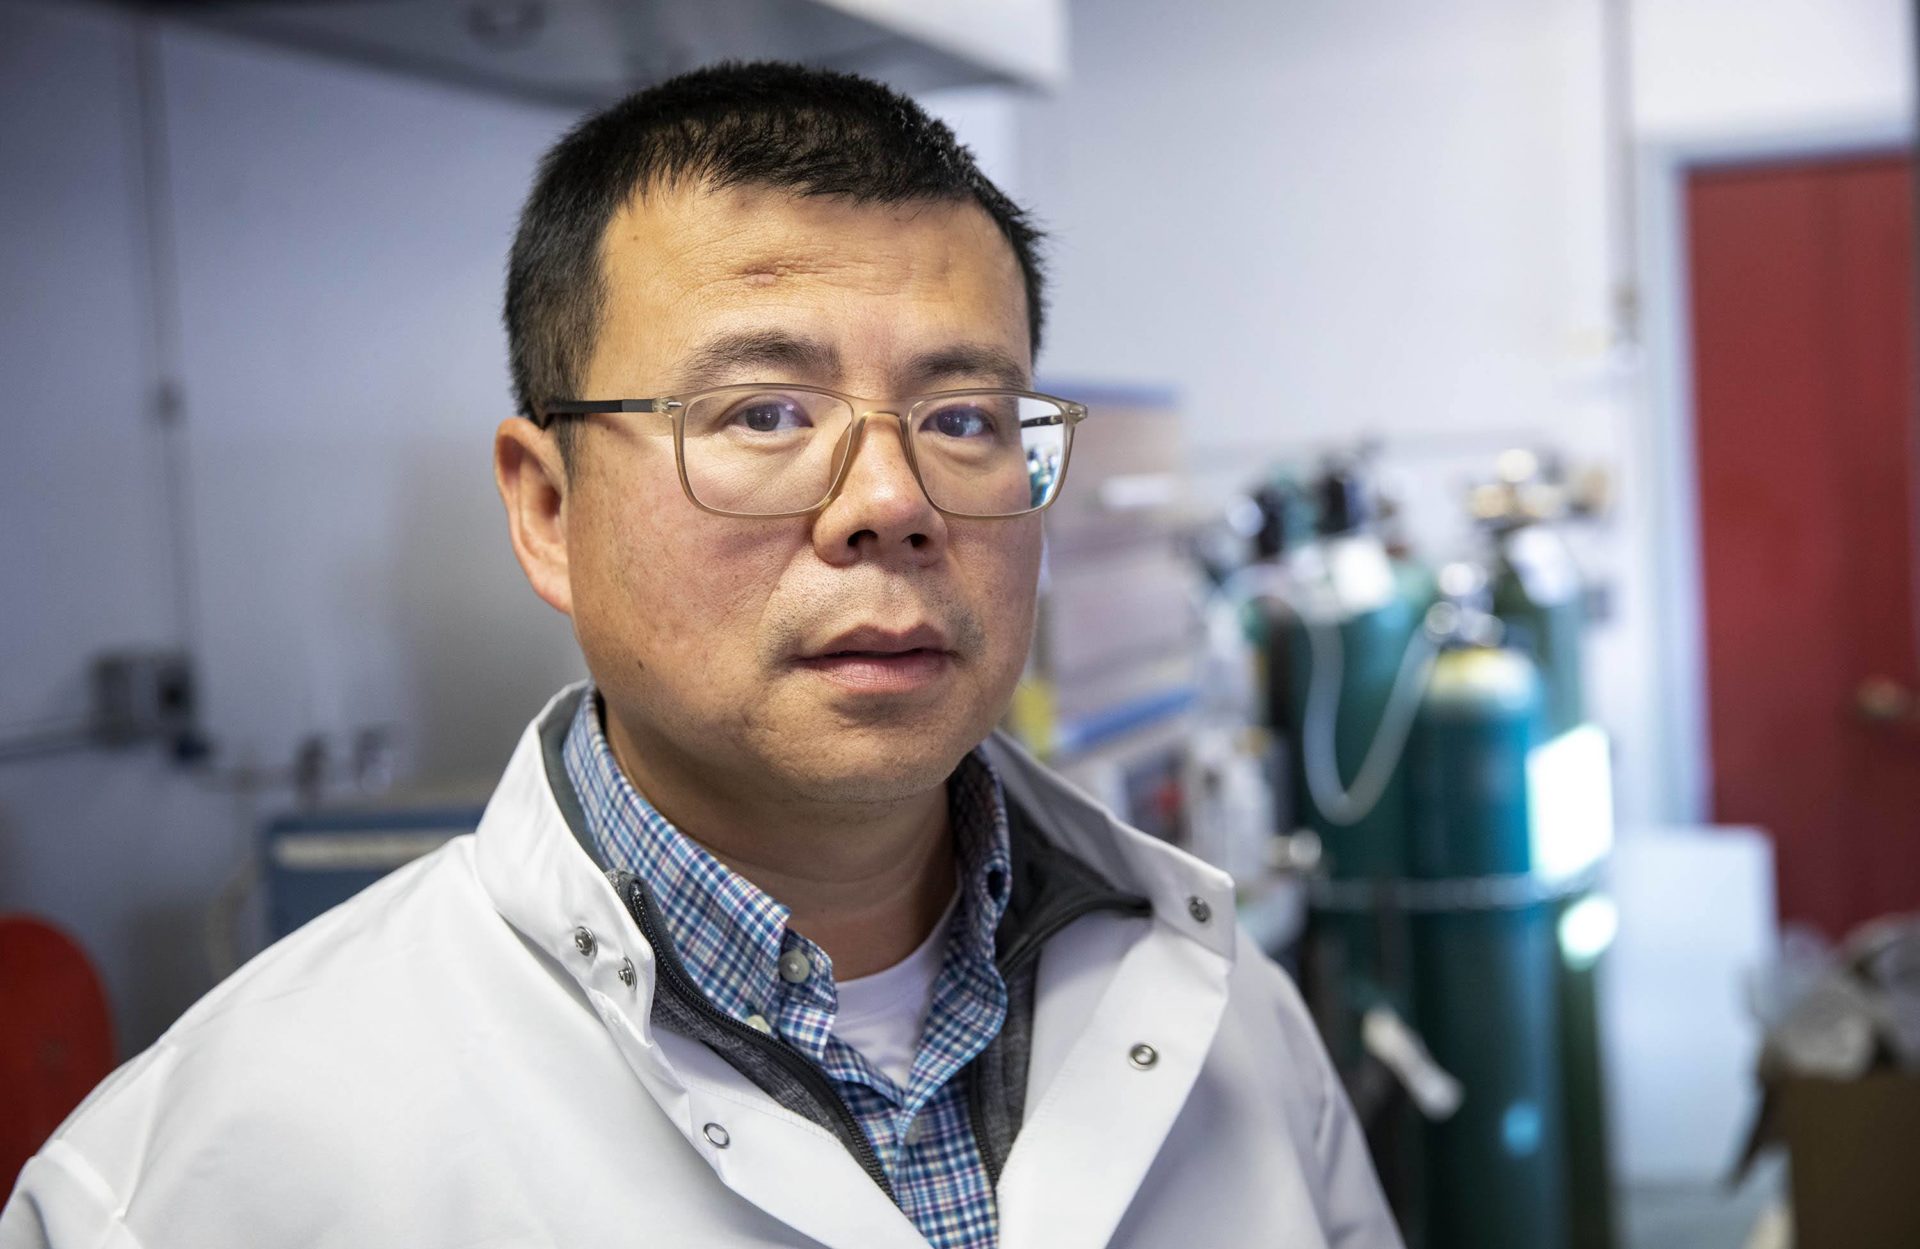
[472,684,1240,1249]
[473,685,662,1040]
[981,729,1239,965]
[473,688,1240,1016]
[978,729,1239,1249]
[474,684,925,1248]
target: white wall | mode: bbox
[0,0,581,1052]
[158,20,588,781]
[0,0,233,1056]
[1633,0,1914,142]
[1017,0,1608,454]
[918,83,1026,204]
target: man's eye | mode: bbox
[732,400,810,433]
[924,406,995,439]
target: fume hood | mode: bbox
[144,0,1066,105]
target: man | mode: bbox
[2,63,1397,1248]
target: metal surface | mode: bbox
[142,0,1054,107]
[1491,526,1587,738]
[1309,865,1601,914]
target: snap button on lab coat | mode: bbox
[618,958,636,988]
[572,927,596,957]
[703,1123,731,1149]
[745,1013,774,1036]
[1129,1043,1159,1070]
[1187,896,1212,924]
[778,949,812,983]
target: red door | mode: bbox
[1687,153,1920,939]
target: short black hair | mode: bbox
[503,60,1047,456]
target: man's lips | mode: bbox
[793,626,955,692]
[798,624,952,661]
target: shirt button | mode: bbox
[905,1116,927,1147]
[744,1013,775,1036]
[778,949,813,984]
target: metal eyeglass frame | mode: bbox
[536,384,1090,520]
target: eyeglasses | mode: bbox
[538,384,1088,519]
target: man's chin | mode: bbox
[770,729,985,807]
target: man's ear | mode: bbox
[494,417,573,617]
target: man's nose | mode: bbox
[811,413,945,561]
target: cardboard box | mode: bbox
[1777,1073,1920,1247]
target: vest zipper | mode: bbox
[609,871,897,1202]
[996,893,1154,981]
[968,891,1155,1184]
[610,860,1150,1198]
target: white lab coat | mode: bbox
[2,687,1401,1249]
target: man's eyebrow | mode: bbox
[666,332,1030,394]
[671,330,841,391]
[902,345,1031,391]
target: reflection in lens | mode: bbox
[1027,440,1062,509]
[915,394,1068,516]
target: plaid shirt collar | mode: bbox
[561,689,1012,1101]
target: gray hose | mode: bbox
[1219,564,1436,828]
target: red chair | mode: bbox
[0,916,114,1196]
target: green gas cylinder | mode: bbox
[1282,544,1424,1043]
[1276,463,1433,1234]
[1488,515,1615,1249]
[1407,644,1570,1249]
[1555,888,1618,1249]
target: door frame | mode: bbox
[1633,117,1915,824]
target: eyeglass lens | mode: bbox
[679,389,1070,516]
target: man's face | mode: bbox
[548,183,1042,808]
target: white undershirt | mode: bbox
[831,889,960,1091]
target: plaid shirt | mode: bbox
[563,691,1012,1249]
